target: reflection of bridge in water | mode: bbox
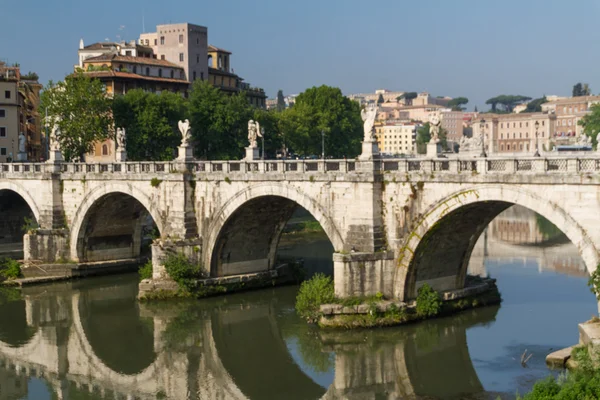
[469,206,587,278]
[0,276,500,400]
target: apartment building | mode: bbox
[375,123,418,155]
[542,95,600,144]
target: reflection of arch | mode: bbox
[69,184,164,261]
[0,182,41,224]
[205,184,343,276]
[396,185,598,299]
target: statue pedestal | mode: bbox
[16,152,27,162]
[358,140,380,161]
[177,146,193,162]
[427,142,441,158]
[245,146,260,161]
[115,150,127,163]
[47,150,63,163]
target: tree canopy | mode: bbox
[520,97,547,113]
[397,92,418,105]
[113,89,186,161]
[578,104,600,149]
[485,95,532,113]
[276,90,285,112]
[573,82,591,97]
[41,73,113,161]
[278,85,363,158]
[447,97,469,111]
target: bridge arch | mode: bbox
[395,185,599,300]
[69,183,164,262]
[0,181,41,225]
[205,183,344,277]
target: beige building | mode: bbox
[139,23,209,82]
[439,110,464,143]
[542,95,600,144]
[348,89,404,105]
[375,123,418,155]
[411,92,452,107]
[471,112,556,154]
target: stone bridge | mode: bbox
[1,156,599,300]
[0,276,498,399]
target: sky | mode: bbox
[2,0,600,110]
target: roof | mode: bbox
[82,70,189,85]
[83,42,118,50]
[208,45,232,54]
[84,53,182,69]
[545,95,600,105]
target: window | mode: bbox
[0,127,6,137]
[158,69,162,77]
[4,90,10,99]
[179,53,184,62]
[542,121,545,126]
[519,122,522,128]
[154,39,157,45]
[0,148,5,156]
[170,70,174,78]
[500,123,503,128]
[161,55,165,60]
[200,72,203,80]
[193,71,196,80]
[133,66,137,74]
[501,144,504,151]
[197,54,200,63]
[179,34,184,43]
[125,50,132,56]
[520,144,523,151]
[160,36,165,45]
[0,110,4,118]
[507,144,511,151]
[526,122,529,127]
[527,144,530,151]
[102,144,108,156]
[146,67,150,75]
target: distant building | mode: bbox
[438,110,464,143]
[0,61,42,162]
[411,92,452,107]
[542,95,600,144]
[347,89,404,105]
[375,122,418,155]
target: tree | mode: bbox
[40,73,113,161]
[278,85,362,158]
[398,92,418,105]
[113,89,186,161]
[447,97,469,111]
[521,96,547,113]
[573,82,591,97]
[578,104,600,149]
[276,90,286,112]
[485,95,531,113]
[377,93,384,104]
[474,106,478,112]
[188,80,254,160]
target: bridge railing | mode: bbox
[1,157,600,176]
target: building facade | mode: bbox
[542,96,600,145]
[375,123,418,155]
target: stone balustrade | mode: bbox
[1,157,600,177]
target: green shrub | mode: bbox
[295,273,335,323]
[0,258,21,280]
[138,260,153,281]
[21,217,38,233]
[164,253,203,292]
[150,178,162,188]
[416,283,442,318]
[589,266,600,300]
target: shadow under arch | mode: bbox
[76,276,156,375]
[0,186,39,257]
[210,299,327,400]
[396,185,599,300]
[206,183,343,277]
[71,189,161,263]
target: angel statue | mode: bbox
[49,124,61,152]
[360,105,378,142]
[428,114,441,144]
[116,128,126,149]
[248,120,262,148]
[178,119,192,147]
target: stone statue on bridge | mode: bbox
[17,132,27,161]
[116,128,126,149]
[360,105,377,142]
[428,114,441,144]
[247,120,262,148]
[178,119,192,148]
[49,124,61,152]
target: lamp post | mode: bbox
[321,130,325,159]
[261,127,265,160]
[533,120,540,157]
[479,118,487,157]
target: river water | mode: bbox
[0,206,596,399]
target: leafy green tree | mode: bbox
[188,80,254,159]
[377,93,384,104]
[398,92,418,105]
[573,82,591,97]
[447,97,469,111]
[474,106,478,112]
[485,95,531,113]
[40,73,113,161]
[521,96,547,113]
[578,103,600,149]
[278,85,362,158]
[276,89,286,112]
[112,89,186,161]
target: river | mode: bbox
[0,206,595,399]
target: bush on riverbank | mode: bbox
[138,260,153,280]
[416,283,442,318]
[164,254,204,292]
[295,273,335,323]
[518,346,600,399]
[0,258,21,280]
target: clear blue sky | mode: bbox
[2,0,599,110]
